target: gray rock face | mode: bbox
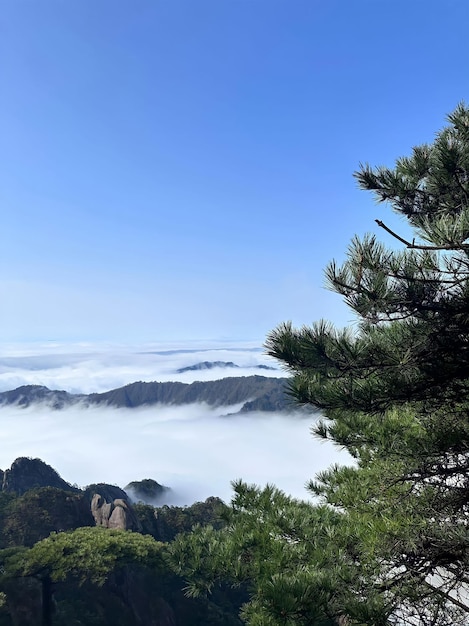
[90,493,140,531]
[1,457,80,496]
[108,501,128,529]
[90,494,111,526]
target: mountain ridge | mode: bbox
[0,375,292,413]
[176,360,276,373]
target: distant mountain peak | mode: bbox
[176,361,276,373]
[1,457,80,496]
[176,361,239,373]
[0,385,82,408]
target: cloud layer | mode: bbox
[0,342,350,506]
[0,402,347,505]
[0,342,281,394]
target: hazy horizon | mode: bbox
[0,341,283,394]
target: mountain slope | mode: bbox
[0,376,292,412]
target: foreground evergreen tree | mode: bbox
[2,527,165,626]
[170,104,469,625]
[0,483,247,626]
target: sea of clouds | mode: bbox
[0,341,349,505]
[0,341,282,394]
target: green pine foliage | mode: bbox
[172,104,469,625]
[0,488,245,625]
[10,527,165,586]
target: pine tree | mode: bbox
[265,103,469,624]
[1,527,165,626]
[170,104,469,626]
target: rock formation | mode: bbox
[90,493,141,531]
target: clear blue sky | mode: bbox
[1,0,468,344]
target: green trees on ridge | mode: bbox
[0,487,244,625]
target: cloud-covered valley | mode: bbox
[0,342,349,505]
[0,402,347,505]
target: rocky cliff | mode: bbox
[90,494,141,531]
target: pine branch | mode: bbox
[375,220,469,251]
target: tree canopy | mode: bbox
[13,527,164,586]
[170,104,469,626]
[0,527,166,626]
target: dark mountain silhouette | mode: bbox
[176,360,277,373]
[124,479,171,505]
[176,360,239,372]
[0,384,82,409]
[0,376,292,413]
[1,457,81,496]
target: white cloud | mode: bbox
[0,342,351,506]
[0,402,349,505]
[0,343,282,393]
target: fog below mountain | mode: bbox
[0,402,346,505]
[0,342,350,505]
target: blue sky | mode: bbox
[1,0,468,344]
